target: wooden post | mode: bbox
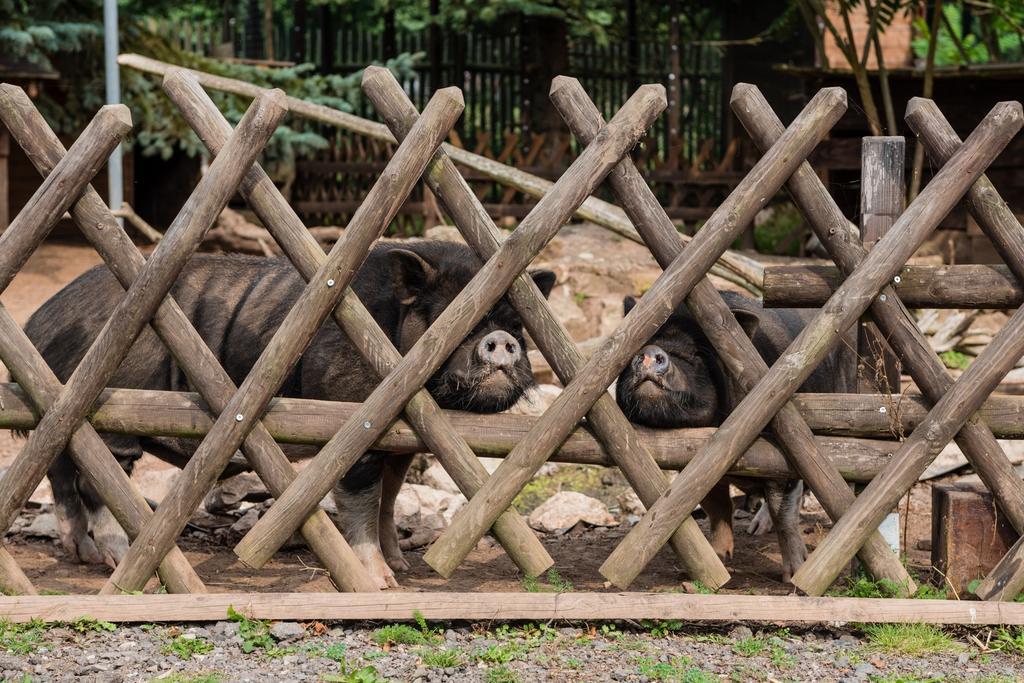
[103,75,463,593]
[421,86,846,580]
[365,70,728,586]
[0,83,371,595]
[233,83,669,570]
[548,78,912,590]
[116,53,765,290]
[169,74,553,578]
[733,87,1024,587]
[600,98,1022,590]
[763,264,1024,309]
[857,137,904,395]
[0,382,905,481]
[0,84,287,591]
[932,484,1017,596]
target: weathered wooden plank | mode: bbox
[764,264,1021,309]
[602,98,1023,590]
[1,592,1023,625]
[234,83,669,570]
[104,74,464,594]
[365,71,727,586]
[169,72,552,578]
[0,83,364,594]
[548,77,911,591]
[427,85,847,579]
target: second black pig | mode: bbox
[25,240,555,588]
[615,290,855,582]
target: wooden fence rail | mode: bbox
[3,64,1024,621]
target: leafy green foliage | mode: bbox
[321,660,389,683]
[826,573,908,599]
[163,634,215,660]
[636,655,715,682]
[227,605,274,653]
[0,619,46,655]
[418,647,464,668]
[912,2,1024,65]
[940,350,972,370]
[69,616,117,633]
[484,665,521,683]
[522,568,574,593]
[990,627,1024,656]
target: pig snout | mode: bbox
[477,330,521,369]
[633,345,670,379]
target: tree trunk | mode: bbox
[520,14,569,135]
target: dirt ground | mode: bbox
[0,240,946,598]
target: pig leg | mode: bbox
[764,479,807,583]
[702,481,734,562]
[48,452,104,565]
[81,435,140,568]
[747,500,774,536]
[378,453,414,573]
[332,452,398,589]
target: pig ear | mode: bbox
[388,249,437,305]
[623,296,637,315]
[528,269,556,298]
[731,308,762,340]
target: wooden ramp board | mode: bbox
[2,593,1023,625]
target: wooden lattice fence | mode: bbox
[2,63,1024,623]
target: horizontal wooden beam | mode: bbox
[764,264,1021,308]
[1,592,1021,624]
[0,383,898,481]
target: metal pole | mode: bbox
[104,0,124,221]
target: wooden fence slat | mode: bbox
[0,84,288,592]
[168,74,553,578]
[365,70,728,586]
[233,83,669,570]
[0,84,372,596]
[764,264,1023,308]
[104,73,465,594]
[549,77,912,591]
[600,98,1023,590]
[733,88,1024,591]
[428,85,847,579]
[2,592,1023,624]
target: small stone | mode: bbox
[728,626,753,641]
[835,656,850,668]
[528,491,617,534]
[270,622,305,641]
[957,653,970,665]
[854,663,876,677]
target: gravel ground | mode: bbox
[2,617,1022,682]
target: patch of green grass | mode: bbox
[940,349,972,370]
[522,569,574,593]
[990,627,1024,656]
[572,291,590,306]
[152,674,223,683]
[867,676,944,683]
[227,606,274,653]
[827,574,909,599]
[512,465,607,513]
[689,581,715,595]
[418,647,464,668]
[863,623,958,656]
[473,641,526,664]
[38,589,68,595]
[0,619,46,655]
[636,655,716,682]
[69,616,116,633]
[162,634,214,660]
[321,660,388,683]
[912,583,948,600]
[371,624,428,647]
[768,637,796,669]
[484,666,520,683]
[732,636,766,657]
[306,642,348,662]
[565,657,583,670]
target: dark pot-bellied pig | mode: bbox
[23,240,555,589]
[615,290,855,583]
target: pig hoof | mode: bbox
[73,536,104,566]
[353,544,400,590]
[710,532,734,562]
[747,504,774,536]
[385,551,411,573]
